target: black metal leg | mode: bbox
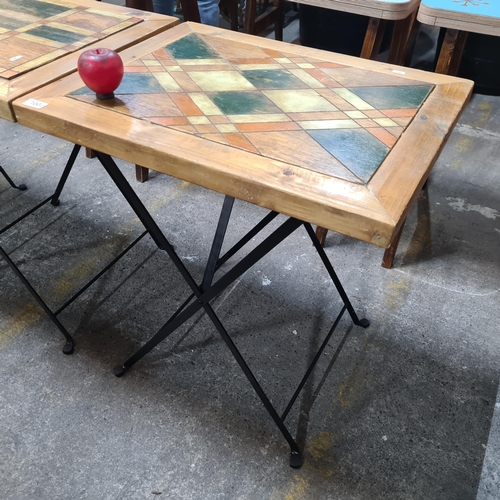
[93,152,369,468]
[0,165,27,191]
[50,144,81,206]
[304,223,370,329]
[0,245,74,354]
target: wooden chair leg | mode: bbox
[135,165,149,183]
[315,226,328,246]
[435,29,469,75]
[387,11,417,65]
[85,147,96,158]
[360,18,387,60]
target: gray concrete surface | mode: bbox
[1,13,500,500]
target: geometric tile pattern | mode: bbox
[0,0,142,79]
[70,32,434,184]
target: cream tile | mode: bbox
[263,89,337,113]
[188,71,255,91]
[298,120,359,130]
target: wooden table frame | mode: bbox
[14,23,473,249]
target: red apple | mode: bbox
[77,48,124,99]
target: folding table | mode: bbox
[12,23,472,466]
[0,0,178,353]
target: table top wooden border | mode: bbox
[0,0,179,122]
[418,3,500,36]
[13,22,473,248]
[290,0,421,21]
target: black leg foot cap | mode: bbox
[62,341,74,355]
[18,184,27,191]
[290,450,303,469]
[51,199,60,206]
[114,365,127,377]
[357,318,370,328]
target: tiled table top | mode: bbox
[0,0,179,121]
[70,31,433,184]
[13,23,473,247]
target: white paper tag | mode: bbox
[10,55,23,61]
[23,98,48,109]
[392,69,406,75]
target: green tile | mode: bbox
[0,17,26,30]
[0,0,69,19]
[116,73,165,94]
[210,91,280,115]
[25,25,84,44]
[71,73,166,95]
[308,129,389,183]
[349,85,433,110]
[241,69,307,89]
[164,33,221,60]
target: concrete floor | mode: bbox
[1,9,500,500]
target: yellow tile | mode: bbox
[374,117,399,127]
[263,89,336,113]
[189,93,223,116]
[333,89,374,111]
[275,58,291,63]
[48,21,94,36]
[152,72,182,92]
[297,63,314,69]
[167,66,183,72]
[144,60,162,67]
[188,116,211,125]
[289,69,325,89]
[298,119,359,130]
[345,110,366,119]
[216,123,238,133]
[188,71,255,92]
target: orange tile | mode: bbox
[236,122,300,132]
[169,72,201,93]
[381,108,418,118]
[393,116,412,126]
[304,69,340,87]
[364,109,385,119]
[367,128,397,147]
[210,115,231,124]
[149,116,190,126]
[224,133,259,153]
[355,118,378,128]
[316,89,356,111]
[387,126,404,137]
[195,124,218,134]
[203,133,229,145]
[289,57,306,64]
[170,94,204,116]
